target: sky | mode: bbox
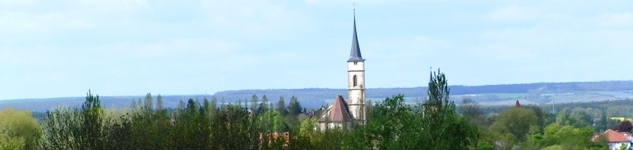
[1,0,633,100]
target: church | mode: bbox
[317,10,366,130]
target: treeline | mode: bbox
[460,99,612,150]
[479,99,633,125]
[0,70,621,149]
[2,70,481,149]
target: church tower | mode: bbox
[347,9,366,125]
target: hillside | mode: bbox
[2,80,633,111]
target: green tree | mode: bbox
[595,109,608,132]
[489,107,538,142]
[344,69,478,149]
[260,95,269,114]
[299,118,317,136]
[421,69,478,149]
[287,96,302,132]
[38,106,82,149]
[569,107,592,128]
[251,94,259,116]
[0,108,41,150]
[556,108,570,126]
[258,110,286,132]
[81,91,104,149]
[277,96,286,116]
[288,96,302,115]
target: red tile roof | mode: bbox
[605,129,631,142]
[318,95,353,123]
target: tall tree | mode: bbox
[144,93,153,112]
[209,96,218,118]
[287,96,302,131]
[251,94,259,116]
[421,68,478,149]
[277,96,286,116]
[288,96,302,115]
[156,94,163,111]
[260,95,269,114]
[81,90,104,149]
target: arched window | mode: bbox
[353,75,357,87]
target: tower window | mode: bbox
[353,75,357,87]
[354,62,357,65]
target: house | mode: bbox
[593,129,632,150]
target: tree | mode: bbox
[208,96,218,118]
[277,96,286,116]
[0,108,41,149]
[81,90,104,149]
[459,98,482,117]
[569,107,592,128]
[38,106,82,149]
[459,98,485,127]
[613,121,633,132]
[156,94,163,111]
[287,96,302,132]
[288,96,302,115]
[489,107,539,142]
[258,110,286,132]
[251,94,259,116]
[421,68,478,149]
[144,93,153,111]
[556,108,570,126]
[538,123,596,149]
[260,95,269,114]
[299,118,317,136]
[595,109,608,132]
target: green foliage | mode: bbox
[258,109,286,132]
[299,118,317,136]
[277,96,286,116]
[80,91,104,149]
[0,108,41,150]
[341,69,478,150]
[490,107,539,142]
[30,70,622,149]
[474,142,495,150]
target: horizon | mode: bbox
[2,80,632,101]
[1,1,632,100]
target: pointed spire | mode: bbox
[348,8,364,62]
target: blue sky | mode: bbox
[1,0,632,100]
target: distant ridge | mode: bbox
[2,80,633,111]
[213,80,633,103]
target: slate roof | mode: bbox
[348,9,364,62]
[318,95,353,123]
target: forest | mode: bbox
[0,70,625,150]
